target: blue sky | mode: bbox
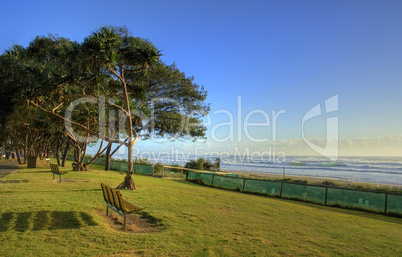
[2,0,402,157]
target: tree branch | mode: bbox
[29,100,128,146]
[52,102,64,113]
[108,65,124,82]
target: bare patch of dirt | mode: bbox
[94,209,163,233]
[162,177,186,180]
[53,179,77,183]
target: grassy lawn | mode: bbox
[0,160,401,257]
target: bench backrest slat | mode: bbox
[100,183,110,204]
[50,164,60,173]
[110,188,123,211]
[106,186,115,207]
[115,191,127,212]
[116,191,130,213]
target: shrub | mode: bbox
[134,157,151,165]
[185,158,218,171]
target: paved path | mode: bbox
[0,160,19,179]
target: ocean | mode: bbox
[114,153,402,186]
[219,156,402,186]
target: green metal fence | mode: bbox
[244,179,282,197]
[198,173,214,186]
[186,171,402,216]
[281,183,327,205]
[66,156,402,216]
[326,188,387,212]
[68,156,154,175]
[134,164,154,176]
[213,176,244,191]
[387,194,402,215]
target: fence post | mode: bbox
[279,181,283,198]
[384,193,388,214]
[211,174,215,187]
[325,187,328,205]
[242,178,246,192]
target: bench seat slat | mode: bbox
[122,199,143,212]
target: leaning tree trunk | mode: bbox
[113,66,137,190]
[23,132,28,164]
[15,150,23,165]
[105,143,112,171]
[13,139,23,165]
[55,136,61,166]
[116,136,136,189]
[61,141,70,167]
[116,142,136,190]
[117,172,136,190]
[56,152,61,166]
[73,147,83,171]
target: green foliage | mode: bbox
[134,157,151,165]
[0,25,209,171]
[185,159,202,170]
[153,162,164,175]
[320,180,341,187]
[185,158,217,171]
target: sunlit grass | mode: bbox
[0,160,401,256]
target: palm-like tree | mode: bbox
[82,26,161,189]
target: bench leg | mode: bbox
[123,215,126,229]
[53,173,55,180]
[59,174,62,182]
[106,205,109,216]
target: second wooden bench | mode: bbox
[50,164,68,182]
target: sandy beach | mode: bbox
[226,169,402,191]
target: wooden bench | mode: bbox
[100,183,144,228]
[50,164,68,182]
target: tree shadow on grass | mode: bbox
[0,189,101,194]
[0,212,13,232]
[0,180,29,183]
[0,211,98,232]
[22,170,52,174]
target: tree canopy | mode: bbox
[0,26,209,189]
